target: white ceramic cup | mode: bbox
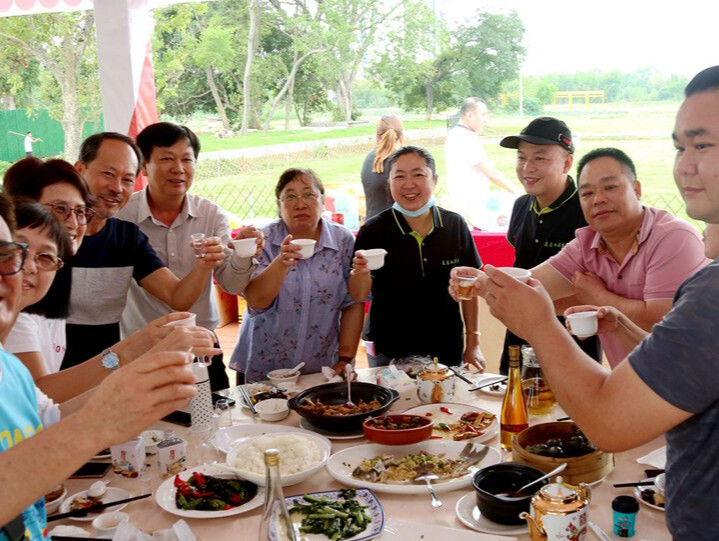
[163,313,197,328]
[566,311,599,338]
[92,511,129,537]
[290,239,317,259]
[497,267,532,283]
[362,248,388,270]
[231,237,257,258]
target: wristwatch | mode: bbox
[101,349,120,371]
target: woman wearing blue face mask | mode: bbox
[350,146,486,370]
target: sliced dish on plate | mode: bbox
[635,478,665,512]
[403,402,498,443]
[58,487,131,522]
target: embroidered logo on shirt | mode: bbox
[442,258,460,266]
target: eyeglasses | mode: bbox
[279,192,320,207]
[27,251,64,272]
[0,242,28,276]
[43,202,96,224]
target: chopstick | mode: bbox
[47,494,151,522]
[469,376,507,391]
[52,537,109,541]
[612,481,656,488]
[448,366,474,385]
[556,416,572,422]
[238,385,258,415]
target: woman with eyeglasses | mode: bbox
[229,168,364,384]
[3,160,219,403]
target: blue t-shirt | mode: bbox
[63,218,165,367]
[629,258,719,540]
[0,351,47,540]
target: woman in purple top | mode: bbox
[230,168,364,384]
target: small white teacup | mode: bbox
[362,249,388,270]
[497,267,532,283]
[164,313,197,328]
[92,511,129,538]
[291,239,317,259]
[231,238,257,258]
[566,311,599,338]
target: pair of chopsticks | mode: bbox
[468,376,508,392]
[237,385,258,415]
[448,366,475,385]
[612,480,656,488]
[47,493,151,522]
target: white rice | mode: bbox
[230,433,323,476]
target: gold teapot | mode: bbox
[520,476,591,541]
[416,358,455,403]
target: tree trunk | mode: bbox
[284,75,294,131]
[59,39,83,161]
[240,0,260,136]
[206,65,231,130]
[425,78,434,120]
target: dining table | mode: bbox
[55,369,670,540]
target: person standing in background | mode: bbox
[361,115,405,220]
[445,97,515,228]
[24,132,41,157]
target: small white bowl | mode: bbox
[290,239,317,259]
[496,267,532,283]
[255,398,290,422]
[362,248,388,270]
[267,368,301,389]
[92,511,129,537]
[231,238,257,258]
[45,485,67,514]
[566,311,599,338]
[654,473,665,495]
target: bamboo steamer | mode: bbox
[512,422,614,484]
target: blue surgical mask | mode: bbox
[392,197,437,218]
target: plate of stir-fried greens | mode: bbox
[269,488,384,541]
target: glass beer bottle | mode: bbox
[258,449,298,541]
[500,345,529,450]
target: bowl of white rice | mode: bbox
[225,432,331,487]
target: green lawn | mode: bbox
[192,102,699,228]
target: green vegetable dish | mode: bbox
[289,489,372,540]
[174,472,258,511]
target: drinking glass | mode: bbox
[213,398,234,432]
[190,233,206,256]
[188,422,213,467]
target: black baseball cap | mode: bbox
[499,117,574,154]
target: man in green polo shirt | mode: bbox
[497,117,601,372]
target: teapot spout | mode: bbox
[519,512,547,541]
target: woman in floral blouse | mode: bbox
[230,168,364,383]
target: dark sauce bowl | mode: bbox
[471,463,548,525]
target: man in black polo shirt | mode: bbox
[350,146,484,368]
[497,117,601,372]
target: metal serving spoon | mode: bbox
[345,363,355,406]
[505,463,568,498]
[415,474,442,508]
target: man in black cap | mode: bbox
[497,117,601,372]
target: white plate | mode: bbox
[59,487,131,522]
[634,478,665,512]
[237,383,293,410]
[155,465,264,519]
[225,431,332,487]
[402,403,498,444]
[270,489,384,541]
[326,440,501,494]
[215,423,329,454]
[299,417,365,440]
[140,430,165,454]
[455,493,528,536]
[381,517,516,540]
[474,377,507,397]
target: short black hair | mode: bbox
[136,122,201,163]
[577,147,637,182]
[274,168,325,200]
[15,202,73,319]
[459,97,486,118]
[685,66,719,97]
[79,132,143,176]
[387,145,437,178]
[3,158,94,207]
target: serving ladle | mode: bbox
[415,474,442,508]
[285,361,305,376]
[501,463,568,498]
[345,363,355,406]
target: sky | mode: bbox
[440,0,719,77]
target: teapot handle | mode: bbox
[578,482,592,503]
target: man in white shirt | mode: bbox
[118,122,262,390]
[445,97,515,227]
[23,132,41,156]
